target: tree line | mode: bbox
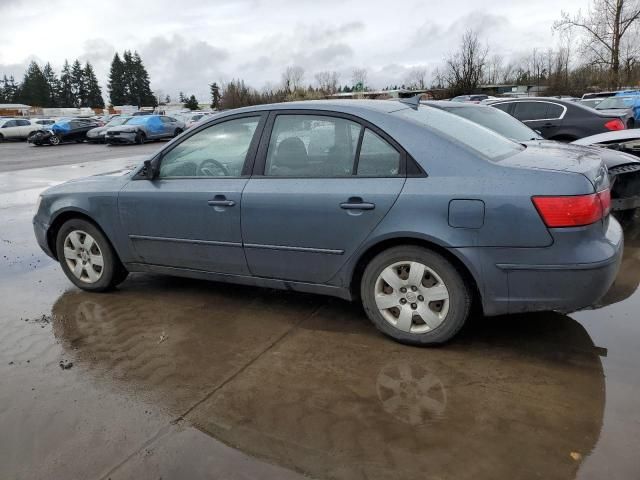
[0,59,104,108]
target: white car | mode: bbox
[0,118,38,141]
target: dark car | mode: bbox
[485,97,630,141]
[33,100,622,346]
[422,100,640,220]
[28,118,101,146]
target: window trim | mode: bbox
[492,100,567,122]
[135,112,268,181]
[251,109,413,179]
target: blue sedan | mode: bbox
[33,100,623,345]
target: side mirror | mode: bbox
[142,158,159,180]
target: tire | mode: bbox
[135,131,146,144]
[614,208,637,225]
[49,135,61,146]
[360,246,471,346]
[55,218,128,292]
[628,119,635,129]
[174,128,183,137]
[0,134,4,143]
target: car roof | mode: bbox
[421,100,489,109]
[220,99,410,115]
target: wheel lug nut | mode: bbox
[400,298,407,304]
[411,286,418,291]
[400,287,407,293]
[418,295,424,301]
[411,303,417,310]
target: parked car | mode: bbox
[593,94,640,128]
[486,97,630,141]
[28,118,101,146]
[422,100,640,220]
[450,94,489,103]
[105,115,185,144]
[30,118,56,128]
[183,112,211,129]
[87,116,132,143]
[33,100,623,346]
[579,98,604,109]
[0,118,41,141]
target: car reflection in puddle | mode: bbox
[50,273,607,480]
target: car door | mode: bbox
[511,101,564,139]
[241,111,406,284]
[118,114,265,274]
[15,119,32,138]
[1,120,20,139]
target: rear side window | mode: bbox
[512,102,550,121]
[17,119,30,126]
[357,129,400,176]
[395,107,523,161]
[265,115,360,177]
[492,103,511,113]
[546,103,564,119]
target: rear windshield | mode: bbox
[394,107,524,160]
[596,96,635,110]
[441,105,542,142]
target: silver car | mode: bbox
[86,116,132,143]
[105,115,185,145]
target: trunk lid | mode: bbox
[497,143,608,192]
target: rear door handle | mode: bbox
[340,197,375,210]
[208,195,235,207]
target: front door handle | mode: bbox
[207,195,235,207]
[340,197,375,210]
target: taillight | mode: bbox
[604,119,625,131]
[532,188,611,227]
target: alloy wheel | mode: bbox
[63,230,104,283]
[374,261,450,334]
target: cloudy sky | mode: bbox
[0,0,586,102]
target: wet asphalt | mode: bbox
[0,142,639,480]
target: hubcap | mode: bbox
[63,230,104,283]
[374,261,450,334]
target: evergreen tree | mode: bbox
[42,62,59,107]
[130,51,156,106]
[19,61,49,107]
[108,53,126,106]
[58,60,74,107]
[70,59,85,107]
[121,50,135,103]
[164,94,171,104]
[0,75,19,103]
[184,94,200,110]
[210,82,221,109]
[83,62,104,109]
[178,91,186,103]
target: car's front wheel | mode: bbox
[55,218,128,291]
[135,131,146,144]
[49,135,61,146]
[360,246,471,346]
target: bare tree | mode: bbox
[405,67,428,89]
[351,68,368,91]
[314,70,340,93]
[554,0,640,86]
[282,65,305,93]
[445,29,488,95]
[484,54,504,84]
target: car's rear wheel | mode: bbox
[135,131,146,144]
[360,246,471,346]
[0,133,4,143]
[49,135,61,146]
[55,218,128,292]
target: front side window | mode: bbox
[159,116,259,178]
[357,129,400,176]
[513,102,550,121]
[265,115,360,177]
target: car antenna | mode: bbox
[398,94,422,110]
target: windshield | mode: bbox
[596,96,634,110]
[441,105,542,142]
[395,107,524,160]
[106,116,130,127]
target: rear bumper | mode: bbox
[457,217,624,316]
